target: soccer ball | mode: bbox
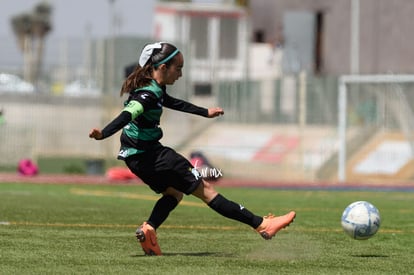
[341,201,381,240]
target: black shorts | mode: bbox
[125,145,202,195]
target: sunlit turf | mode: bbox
[0,182,413,274]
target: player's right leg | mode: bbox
[192,180,263,229]
[192,180,296,239]
[255,211,296,240]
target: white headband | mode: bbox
[139,42,162,67]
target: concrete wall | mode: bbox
[250,0,414,74]
[0,93,211,166]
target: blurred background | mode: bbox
[1,0,414,185]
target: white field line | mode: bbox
[70,188,207,207]
[0,221,411,234]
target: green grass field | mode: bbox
[0,182,413,274]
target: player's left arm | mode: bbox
[89,100,144,140]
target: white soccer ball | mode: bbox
[341,201,381,240]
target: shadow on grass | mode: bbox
[131,252,234,257]
[351,254,389,258]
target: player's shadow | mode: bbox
[131,251,233,257]
[351,254,389,258]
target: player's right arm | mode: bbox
[89,100,144,140]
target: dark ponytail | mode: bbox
[119,42,179,96]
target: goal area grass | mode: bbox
[0,182,413,274]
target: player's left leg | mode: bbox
[147,188,183,230]
[136,188,182,256]
[136,222,162,256]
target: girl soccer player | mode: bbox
[89,42,295,256]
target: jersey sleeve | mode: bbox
[163,92,208,117]
[101,111,132,139]
[123,100,144,120]
[129,90,159,110]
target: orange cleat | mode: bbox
[256,211,296,240]
[135,222,162,256]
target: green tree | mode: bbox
[11,2,52,85]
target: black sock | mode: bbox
[147,195,179,230]
[208,194,263,229]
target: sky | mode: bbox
[0,0,157,39]
[0,0,222,70]
[0,0,221,39]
